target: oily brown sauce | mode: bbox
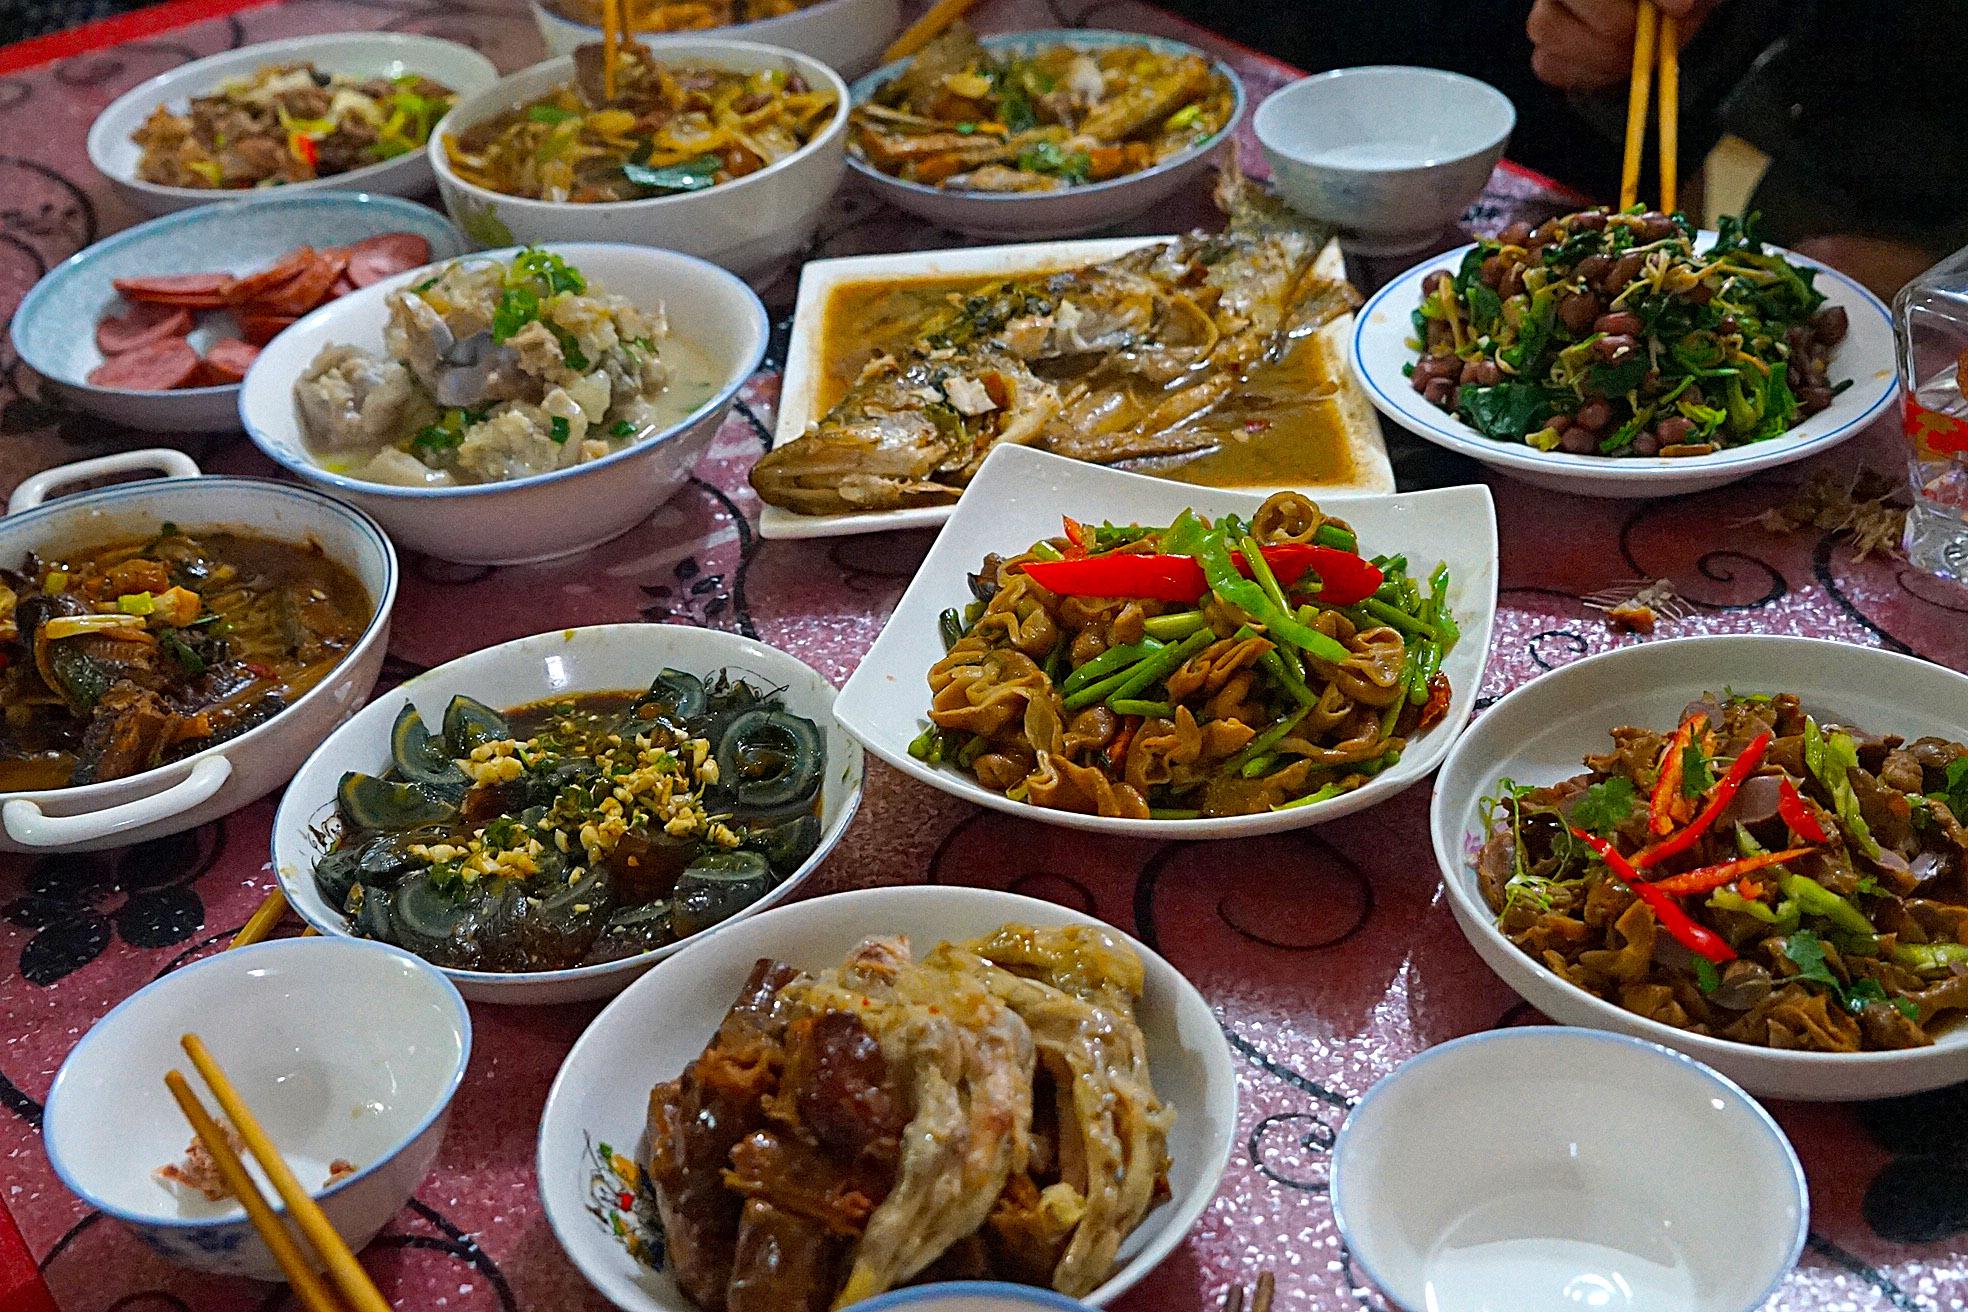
[816,273,1357,489]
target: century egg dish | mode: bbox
[0,528,369,791]
[314,668,826,972]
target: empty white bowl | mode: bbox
[1331,1028,1806,1312]
[272,622,864,1005]
[1254,66,1513,256]
[429,41,849,286]
[528,0,902,78]
[43,936,470,1281]
[239,241,768,565]
[87,32,499,217]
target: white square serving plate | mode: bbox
[834,444,1498,838]
[758,235,1394,540]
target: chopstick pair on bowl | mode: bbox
[1620,0,1681,211]
[164,1034,391,1312]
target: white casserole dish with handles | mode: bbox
[0,450,398,853]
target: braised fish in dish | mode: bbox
[914,492,1456,819]
[851,24,1234,192]
[0,530,369,791]
[314,669,825,972]
[749,164,1358,515]
[646,922,1172,1308]
[1479,693,1968,1051]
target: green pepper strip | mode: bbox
[1222,706,1312,774]
[1272,782,1348,811]
[1105,628,1218,705]
[1141,610,1209,641]
[1408,639,1442,705]
[1359,596,1439,640]
[1111,698,1172,719]
[1778,873,1875,938]
[1893,942,1968,972]
[1161,513,1351,665]
[1060,639,1163,697]
[1242,535,1305,680]
[1062,627,1212,711]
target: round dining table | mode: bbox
[2,0,1967,1308]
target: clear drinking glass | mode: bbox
[1894,244,1968,580]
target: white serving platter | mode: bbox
[833,442,1496,838]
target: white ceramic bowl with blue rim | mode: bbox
[849,1283,1096,1311]
[42,935,471,1281]
[846,30,1245,241]
[833,443,1498,839]
[1351,234,1898,497]
[86,31,500,216]
[1430,634,1968,1101]
[270,622,864,1005]
[428,41,850,286]
[527,0,902,78]
[9,192,467,436]
[536,884,1236,1310]
[1330,1027,1807,1312]
[238,241,769,564]
[0,449,397,854]
[1253,66,1514,256]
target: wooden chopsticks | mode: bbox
[166,1034,390,1312]
[602,0,624,100]
[231,888,290,949]
[1619,0,1680,213]
[881,0,980,65]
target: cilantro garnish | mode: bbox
[1571,776,1638,834]
[1680,741,1715,798]
[549,416,571,444]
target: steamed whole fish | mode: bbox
[750,163,1360,516]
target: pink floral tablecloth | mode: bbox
[4,1,1968,1309]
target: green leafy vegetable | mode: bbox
[491,285,539,343]
[1680,742,1714,799]
[1159,511,1351,665]
[1570,776,1638,834]
[549,416,571,444]
[1458,382,1553,441]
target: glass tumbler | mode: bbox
[1895,244,1968,581]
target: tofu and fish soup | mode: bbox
[749,165,1360,515]
[314,669,828,972]
[0,529,369,790]
[293,247,718,488]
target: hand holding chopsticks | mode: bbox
[166,1034,391,1312]
[1620,0,1681,212]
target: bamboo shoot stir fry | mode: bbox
[443,40,836,203]
[1480,694,1968,1052]
[916,492,1457,819]
[852,24,1235,191]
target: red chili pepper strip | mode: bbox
[1634,730,1774,869]
[1061,517,1088,556]
[1021,545,1383,607]
[1572,828,1737,964]
[288,130,319,172]
[1647,712,1706,837]
[1777,777,1830,844]
[1648,847,1817,897]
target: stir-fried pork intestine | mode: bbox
[645,924,1173,1309]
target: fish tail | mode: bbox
[1214,144,1334,245]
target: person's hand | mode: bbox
[1526,0,1713,91]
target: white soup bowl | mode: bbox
[43,936,470,1281]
